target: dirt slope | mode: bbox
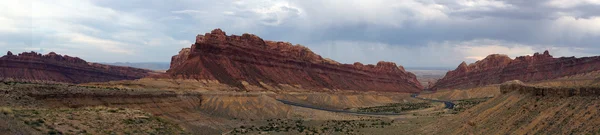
[421,87,600,134]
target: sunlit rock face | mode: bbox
[165,29,423,92]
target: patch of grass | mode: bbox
[9,107,187,135]
[108,109,118,113]
[47,130,63,135]
[24,118,45,127]
[452,97,491,112]
[0,107,13,115]
[123,118,148,125]
[357,102,432,113]
[232,118,393,134]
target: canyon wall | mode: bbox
[0,51,153,83]
[500,80,600,97]
[432,51,600,90]
[165,29,422,92]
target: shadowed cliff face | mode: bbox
[0,51,153,83]
[432,51,600,90]
[165,29,423,92]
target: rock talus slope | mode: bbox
[432,51,600,90]
[164,29,423,92]
[0,51,153,83]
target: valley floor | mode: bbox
[1,79,600,135]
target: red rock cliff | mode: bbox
[431,51,600,90]
[165,29,422,92]
[0,51,153,83]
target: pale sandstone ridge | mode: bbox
[164,28,423,92]
[432,50,600,90]
[0,51,153,83]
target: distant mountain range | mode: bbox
[101,62,170,71]
[0,51,153,83]
[405,67,453,71]
[101,62,452,72]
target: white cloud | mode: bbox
[223,11,235,15]
[29,1,147,28]
[178,0,450,29]
[109,30,192,48]
[549,16,600,38]
[445,39,536,60]
[447,0,516,18]
[546,46,597,57]
[222,0,303,26]
[57,33,133,55]
[547,0,600,8]
[248,1,302,25]
[0,0,189,62]
[12,47,71,54]
[146,37,193,47]
[458,45,534,60]
[172,10,207,14]
[435,39,596,61]
[308,40,459,67]
[0,1,33,33]
[1,0,599,65]
[284,0,513,28]
[308,39,593,67]
[0,16,24,33]
[289,0,448,27]
[456,0,514,9]
[159,16,183,21]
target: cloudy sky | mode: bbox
[1,0,599,68]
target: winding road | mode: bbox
[410,94,455,109]
[275,93,455,116]
[275,99,408,116]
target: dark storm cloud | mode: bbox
[1,0,599,67]
[446,0,600,20]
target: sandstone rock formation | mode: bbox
[0,51,153,83]
[500,80,600,97]
[165,29,422,92]
[432,51,600,90]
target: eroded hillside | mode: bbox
[161,29,422,92]
[432,51,600,90]
[0,52,153,83]
[419,83,600,134]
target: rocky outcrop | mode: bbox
[432,51,600,90]
[165,29,422,92]
[500,80,600,97]
[170,48,191,69]
[0,51,153,83]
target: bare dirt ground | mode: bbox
[0,81,445,135]
[1,107,186,135]
[3,71,600,135]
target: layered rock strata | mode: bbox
[165,29,423,92]
[432,51,600,90]
[500,80,600,97]
[0,51,152,83]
